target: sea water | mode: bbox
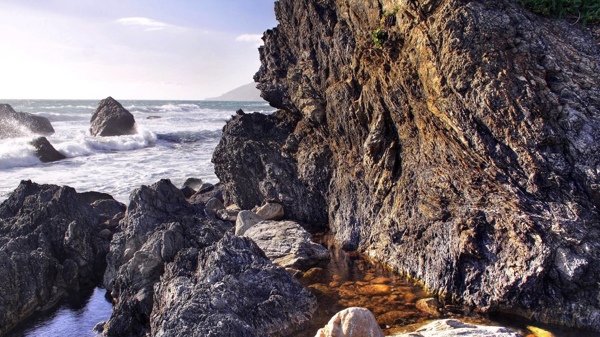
[0,99,274,204]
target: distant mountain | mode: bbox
[206,83,263,101]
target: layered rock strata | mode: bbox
[0,181,124,335]
[90,97,137,137]
[214,0,600,331]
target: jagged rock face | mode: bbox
[102,179,230,336]
[0,103,54,138]
[90,97,137,137]
[102,179,316,336]
[215,0,600,331]
[213,111,330,228]
[0,181,124,335]
[151,234,317,337]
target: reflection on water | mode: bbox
[4,287,112,337]
[3,243,598,337]
[293,234,599,337]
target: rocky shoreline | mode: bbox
[2,0,600,335]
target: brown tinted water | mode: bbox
[291,234,599,337]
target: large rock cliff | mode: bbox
[214,0,600,331]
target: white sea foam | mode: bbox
[0,138,41,169]
[0,99,275,203]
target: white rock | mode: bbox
[315,307,384,337]
[388,319,523,337]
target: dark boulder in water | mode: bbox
[0,181,125,335]
[0,103,54,138]
[90,97,137,137]
[30,136,66,163]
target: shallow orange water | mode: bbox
[291,234,599,337]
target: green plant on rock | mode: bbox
[371,7,398,48]
[519,0,600,26]
[372,28,388,48]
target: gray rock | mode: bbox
[30,136,66,163]
[235,210,264,236]
[244,220,330,270]
[256,202,285,220]
[179,185,196,198]
[102,179,231,336]
[197,182,214,193]
[90,97,136,137]
[0,180,123,335]
[0,103,54,138]
[151,234,317,337]
[182,177,203,191]
[389,319,522,337]
[205,197,225,216]
[315,307,384,337]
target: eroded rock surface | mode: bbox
[0,103,54,138]
[0,180,124,335]
[102,179,229,336]
[151,234,317,337]
[102,179,315,336]
[90,97,137,137]
[214,0,600,331]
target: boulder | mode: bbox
[188,182,224,206]
[90,97,136,137]
[256,202,285,220]
[315,307,384,337]
[235,210,264,236]
[244,220,330,270]
[0,103,54,138]
[151,234,317,337]
[0,180,124,335]
[30,136,66,163]
[102,179,231,336]
[182,177,204,191]
[205,197,225,216]
[389,319,522,337]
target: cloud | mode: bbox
[116,17,170,31]
[235,34,263,47]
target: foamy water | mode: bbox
[0,99,273,203]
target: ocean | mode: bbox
[0,99,274,204]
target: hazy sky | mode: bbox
[0,0,278,100]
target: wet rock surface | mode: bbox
[30,136,66,163]
[90,97,137,137]
[0,103,55,138]
[215,0,600,331]
[0,180,124,335]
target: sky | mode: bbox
[0,0,278,100]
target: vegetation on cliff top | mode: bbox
[520,0,600,25]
